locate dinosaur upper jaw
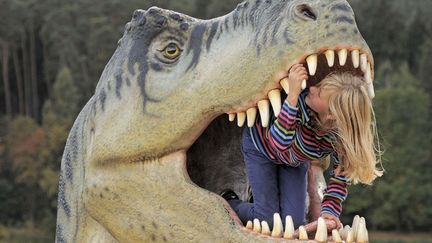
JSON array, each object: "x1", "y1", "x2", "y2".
[{"x1": 183, "y1": 46, "x2": 374, "y2": 241}]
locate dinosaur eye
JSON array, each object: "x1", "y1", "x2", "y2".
[
  {"x1": 163, "y1": 43, "x2": 181, "y2": 59},
  {"x1": 297, "y1": 4, "x2": 317, "y2": 21}
]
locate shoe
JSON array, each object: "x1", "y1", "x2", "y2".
[{"x1": 220, "y1": 189, "x2": 239, "y2": 201}]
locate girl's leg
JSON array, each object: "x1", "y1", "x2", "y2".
[
  {"x1": 228, "y1": 128, "x2": 280, "y2": 228},
  {"x1": 278, "y1": 162, "x2": 309, "y2": 228}
]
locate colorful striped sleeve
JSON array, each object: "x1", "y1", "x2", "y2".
[
  {"x1": 265, "y1": 100, "x2": 299, "y2": 153},
  {"x1": 321, "y1": 153, "x2": 350, "y2": 218}
]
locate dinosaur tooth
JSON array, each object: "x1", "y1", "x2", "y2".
[
  {"x1": 338, "y1": 49, "x2": 348, "y2": 66},
  {"x1": 314, "y1": 217, "x2": 327, "y2": 242},
  {"x1": 246, "y1": 220, "x2": 253, "y2": 230},
  {"x1": 346, "y1": 226, "x2": 355, "y2": 243},
  {"x1": 246, "y1": 107, "x2": 257, "y2": 127},
  {"x1": 253, "y1": 218, "x2": 261, "y2": 233},
  {"x1": 271, "y1": 213, "x2": 283, "y2": 237},
  {"x1": 298, "y1": 225, "x2": 309, "y2": 240},
  {"x1": 261, "y1": 221, "x2": 271, "y2": 236},
  {"x1": 351, "y1": 215, "x2": 360, "y2": 239},
  {"x1": 332, "y1": 229, "x2": 343, "y2": 243},
  {"x1": 268, "y1": 89, "x2": 281, "y2": 117},
  {"x1": 301, "y1": 79, "x2": 307, "y2": 90},
  {"x1": 258, "y1": 100, "x2": 270, "y2": 127},
  {"x1": 280, "y1": 78, "x2": 289, "y2": 94},
  {"x1": 325, "y1": 49, "x2": 335, "y2": 67},
  {"x1": 228, "y1": 113, "x2": 235, "y2": 122},
  {"x1": 237, "y1": 112, "x2": 246, "y2": 127},
  {"x1": 340, "y1": 225, "x2": 351, "y2": 241},
  {"x1": 368, "y1": 82, "x2": 375, "y2": 99},
  {"x1": 352, "y1": 50, "x2": 360, "y2": 68},
  {"x1": 306, "y1": 54, "x2": 318, "y2": 76},
  {"x1": 357, "y1": 217, "x2": 369, "y2": 243},
  {"x1": 360, "y1": 53, "x2": 368, "y2": 72},
  {"x1": 364, "y1": 63, "x2": 375, "y2": 98},
  {"x1": 283, "y1": 215, "x2": 295, "y2": 239}
]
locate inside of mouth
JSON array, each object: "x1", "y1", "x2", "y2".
[{"x1": 185, "y1": 48, "x2": 371, "y2": 239}]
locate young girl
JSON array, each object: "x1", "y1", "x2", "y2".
[{"x1": 222, "y1": 64, "x2": 382, "y2": 229}]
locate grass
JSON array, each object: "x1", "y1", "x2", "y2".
[
  {"x1": 370, "y1": 231, "x2": 432, "y2": 243},
  {"x1": 0, "y1": 226, "x2": 53, "y2": 243}
]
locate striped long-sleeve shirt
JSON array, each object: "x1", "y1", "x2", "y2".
[{"x1": 250, "y1": 91, "x2": 349, "y2": 218}]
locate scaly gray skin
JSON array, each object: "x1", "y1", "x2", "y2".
[{"x1": 56, "y1": 0, "x2": 374, "y2": 242}]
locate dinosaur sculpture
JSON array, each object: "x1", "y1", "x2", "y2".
[{"x1": 55, "y1": 0, "x2": 375, "y2": 242}]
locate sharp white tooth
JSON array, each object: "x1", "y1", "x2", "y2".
[
  {"x1": 357, "y1": 217, "x2": 369, "y2": 243},
  {"x1": 346, "y1": 227, "x2": 355, "y2": 243},
  {"x1": 271, "y1": 213, "x2": 283, "y2": 237},
  {"x1": 314, "y1": 217, "x2": 328, "y2": 242},
  {"x1": 364, "y1": 63, "x2": 375, "y2": 98},
  {"x1": 365, "y1": 63, "x2": 372, "y2": 83},
  {"x1": 325, "y1": 50, "x2": 335, "y2": 67},
  {"x1": 298, "y1": 226, "x2": 309, "y2": 240},
  {"x1": 261, "y1": 221, "x2": 271, "y2": 236},
  {"x1": 338, "y1": 49, "x2": 348, "y2": 66},
  {"x1": 341, "y1": 225, "x2": 351, "y2": 241},
  {"x1": 352, "y1": 50, "x2": 360, "y2": 68},
  {"x1": 360, "y1": 54, "x2": 368, "y2": 72},
  {"x1": 253, "y1": 218, "x2": 261, "y2": 233},
  {"x1": 306, "y1": 54, "x2": 318, "y2": 76},
  {"x1": 351, "y1": 215, "x2": 360, "y2": 239},
  {"x1": 237, "y1": 112, "x2": 246, "y2": 127},
  {"x1": 268, "y1": 89, "x2": 281, "y2": 117},
  {"x1": 280, "y1": 78, "x2": 290, "y2": 94},
  {"x1": 258, "y1": 100, "x2": 270, "y2": 127},
  {"x1": 283, "y1": 215, "x2": 295, "y2": 239},
  {"x1": 228, "y1": 113, "x2": 235, "y2": 122},
  {"x1": 332, "y1": 229, "x2": 343, "y2": 243},
  {"x1": 368, "y1": 82, "x2": 375, "y2": 99},
  {"x1": 301, "y1": 79, "x2": 307, "y2": 90},
  {"x1": 246, "y1": 221, "x2": 253, "y2": 230},
  {"x1": 246, "y1": 107, "x2": 257, "y2": 127}
]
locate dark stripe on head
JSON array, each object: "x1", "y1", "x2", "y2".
[
  {"x1": 233, "y1": 10, "x2": 240, "y2": 29},
  {"x1": 206, "y1": 21, "x2": 219, "y2": 51},
  {"x1": 224, "y1": 17, "x2": 230, "y2": 32},
  {"x1": 284, "y1": 28, "x2": 295, "y2": 45},
  {"x1": 126, "y1": 16, "x2": 166, "y2": 114},
  {"x1": 249, "y1": 0, "x2": 262, "y2": 28},
  {"x1": 271, "y1": 17, "x2": 283, "y2": 45},
  {"x1": 150, "y1": 62, "x2": 163, "y2": 71},
  {"x1": 56, "y1": 224, "x2": 66, "y2": 243},
  {"x1": 99, "y1": 88, "x2": 106, "y2": 111},
  {"x1": 334, "y1": 16, "x2": 355, "y2": 25},
  {"x1": 58, "y1": 174, "x2": 71, "y2": 218},
  {"x1": 115, "y1": 71, "x2": 123, "y2": 98},
  {"x1": 330, "y1": 3, "x2": 352, "y2": 12},
  {"x1": 186, "y1": 23, "x2": 207, "y2": 71}
]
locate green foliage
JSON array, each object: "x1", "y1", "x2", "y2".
[{"x1": 344, "y1": 63, "x2": 432, "y2": 231}]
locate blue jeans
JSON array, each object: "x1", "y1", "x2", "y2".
[{"x1": 228, "y1": 128, "x2": 309, "y2": 228}]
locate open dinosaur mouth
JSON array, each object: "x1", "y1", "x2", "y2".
[{"x1": 186, "y1": 47, "x2": 373, "y2": 241}]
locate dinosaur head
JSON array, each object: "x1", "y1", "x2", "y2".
[{"x1": 84, "y1": 0, "x2": 374, "y2": 241}]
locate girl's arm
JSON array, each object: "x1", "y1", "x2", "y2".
[
  {"x1": 264, "y1": 64, "x2": 308, "y2": 152},
  {"x1": 321, "y1": 153, "x2": 350, "y2": 218}
]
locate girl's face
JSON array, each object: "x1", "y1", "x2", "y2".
[{"x1": 305, "y1": 86, "x2": 333, "y2": 122}]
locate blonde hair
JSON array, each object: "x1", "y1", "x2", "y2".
[{"x1": 316, "y1": 73, "x2": 383, "y2": 185}]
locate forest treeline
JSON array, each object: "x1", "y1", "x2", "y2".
[{"x1": 0, "y1": 0, "x2": 431, "y2": 237}]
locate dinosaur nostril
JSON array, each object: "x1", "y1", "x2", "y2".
[{"x1": 296, "y1": 4, "x2": 317, "y2": 21}]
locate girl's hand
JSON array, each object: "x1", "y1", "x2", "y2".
[
  {"x1": 287, "y1": 64, "x2": 308, "y2": 106},
  {"x1": 321, "y1": 213, "x2": 343, "y2": 229}
]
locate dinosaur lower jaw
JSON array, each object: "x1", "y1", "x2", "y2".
[{"x1": 225, "y1": 47, "x2": 374, "y2": 128}]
